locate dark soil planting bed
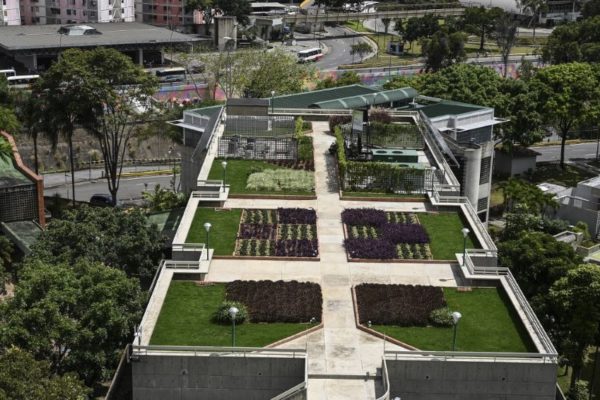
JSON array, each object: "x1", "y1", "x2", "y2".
[
  {"x1": 234, "y1": 208, "x2": 319, "y2": 257},
  {"x1": 226, "y1": 280, "x2": 322, "y2": 323}
]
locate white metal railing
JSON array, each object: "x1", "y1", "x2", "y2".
[
  {"x1": 197, "y1": 179, "x2": 224, "y2": 186},
  {"x1": 172, "y1": 242, "x2": 205, "y2": 251},
  {"x1": 191, "y1": 191, "x2": 222, "y2": 199},
  {"x1": 385, "y1": 350, "x2": 557, "y2": 363},
  {"x1": 504, "y1": 271, "x2": 558, "y2": 355},
  {"x1": 132, "y1": 345, "x2": 306, "y2": 359},
  {"x1": 375, "y1": 358, "x2": 391, "y2": 400},
  {"x1": 163, "y1": 260, "x2": 204, "y2": 270},
  {"x1": 282, "y1": 6, "x2": 464, "y2": 24},
  {"x1": 464, "y1": 249, "x2": 507, "y2": 276}
]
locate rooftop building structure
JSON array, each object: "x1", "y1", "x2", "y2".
[
  {"x1": 109, "y1": 85, "x2": 561, "y2": 400},
  {"x1": 0, "y1": 22, "x2": 201, "y2": 71}
]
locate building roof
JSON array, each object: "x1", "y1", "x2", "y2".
[
  {"x1": 419, "y1": 100, "x2": 486, "y2": 119},
  {"x1": 310, "y1": 87, "x2": 417, "y2": 109},
  {"x1": 271, "y1": 85, "x2": 379, "y2": 109},
  {"x1": 0, "y1": 22, "x2": 201, "y2": 53}
]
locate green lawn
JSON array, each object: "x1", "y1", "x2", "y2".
[
  {"x1": 150, "y1": 282, "x2": 311, "y2": 346},
  {"x1": 186, "y1": 207, "x2": 241, "y2": 255},
  {"x1": 208, "y1": 158, "x2": 314, "y2": 195},
  {"x1": 417, "y1": 213, "x2": 479, "y2": 260},
  {"x1": 372, "y1": 287, "x2": 535, "y2": 352}
]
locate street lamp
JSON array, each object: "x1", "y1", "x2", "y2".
[
  {"x1": 461, "y1": 227, "x2": 470, "y2": 267},
  {"x1": 451, "y1": 311, "x2": 462, "y2": 351},
  {"x1": 271, "y1": 90, "x2": 275, "y2": 114},
  {"x1": 204, "y1": 222, "x2": 212, "y2": 260},
  {"x1": 221, "y1": 160, "x2": 227, "y2": 192},
  {"x1": 229, "y1": 306, "x2": 239, "y2": 347}
]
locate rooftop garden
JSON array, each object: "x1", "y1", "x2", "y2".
[
  {"x1": 186, "y1": 207, "x2": 319, "y2": 258},
  {"x1": 150, "y1": 280, "x2": 321, "y2": 347},
  {"x1": 356, "y1": 284, "x2": 535, "y2": 352},
  {"x1": 342, "y1": 209, "x2": 478, "y2": 261}
]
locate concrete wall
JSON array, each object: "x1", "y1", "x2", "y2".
[
  {"x1": 132, "y1": 354, "x2": 305, "y2": 400},
  {"x1": 494, "y1": 150, "x2": 537, "y2": 177},
  {"x1": 386, "y1": 359, "x2": 557, "y2": 400}
]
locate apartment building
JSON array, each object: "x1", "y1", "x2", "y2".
[
  {"x1": 135, "y1": 0, "x2": 192, "y2": 28},
  {"x1": 18, "y1": 0, "x2": 135, "y2": 25},
  {"x1": 0, "y1": 0, "x2": 20, "y2": 25}
]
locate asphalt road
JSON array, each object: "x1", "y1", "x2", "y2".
[
  {"x1": 45, "y1": 175, "x2": 179, "y2": 204},
  {"x1": 314, "y1": 26, "x2": 370, "y2": 70},
  {"x1": 531, "y1": 142, "x2": 600, "y2": 162}
]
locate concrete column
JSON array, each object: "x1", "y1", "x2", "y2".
[
  {"x1": 32, "y1": 54, "x2": 38, "y2": 72},
  {"x1": 138, "y1": 48, "x2": 144, "y2": 66},
  {"x1": 462, "y1": 145, "x2": 482, "y2": 209},
  {"x1": 160, "y1": 48, "x2": 165, "y2": 65}
]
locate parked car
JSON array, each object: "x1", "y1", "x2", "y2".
[{"x1": 89, "y1": 193, "x2": 116, "y2": 207}]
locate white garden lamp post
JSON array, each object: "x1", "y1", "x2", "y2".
[
  {"x1": 461, "y1": 227, "x2": 470, "y2": 267},
  {"x1": 271, "y1": 90, "x2": 275, "y2": 114},
  {"x1": 204, "y1": 222, "x2": 211, "y2": 260},
  {"x1": 221, "y1": 160, "x2": 227, "y2": 192},
  {"x1": 451, "y1": 311, "x2": 462, "y2": 351},
  {"x1": 229, "y1": 306, "x2": 239, "y2": 347}
]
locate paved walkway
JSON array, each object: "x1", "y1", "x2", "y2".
[{"x1": 207, "y1": 122, "x2": 459, "y2": 399}]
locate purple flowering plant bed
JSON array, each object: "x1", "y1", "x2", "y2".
[
  {"x1": 234, "y1": 208, "x2": 319, "y2": 257},
  {"x1": 343, "y1": 208, "x2": 432, "y2": 260}
]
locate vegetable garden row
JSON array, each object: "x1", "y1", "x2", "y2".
[
  {"x1": 233, "y1": 208, "x2": 319, "y2": 257},
  {"x1": 342, "y1": 208, "x2": 433, "y2": 260}
]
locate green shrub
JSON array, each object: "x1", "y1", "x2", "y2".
[
  {"x1": 246, "y1": 169, "x2": 314, "y2": 192},
  {"x1": 212, "y1": 301, "x2": 248, "y2": 324},
  {"x1": 428, "y1": 307, "x2": 453, "y2": 327},
  {"x1": 298, "y1": 136, "x2": 314, "y2": 162}
]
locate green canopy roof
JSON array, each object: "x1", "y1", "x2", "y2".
[
  {"x1": 271, "y1": 85, "x2": 379, "y2": 109},
  {"x1": 309, "y1": 87, "x2": 418, "y2": 109}
]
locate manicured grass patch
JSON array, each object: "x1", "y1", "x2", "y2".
[
  {"x1": 150, "y1": 282, "x2": 314, "y2": 346},
  {"x1": 208, "y1": 158, "x2": 314, "y2": 195},
  {"x1": 417, "y1": 213, "x2": 478, "y2": 260},
  {"x1": 186, "y1": 208, "x2": 241, "y2": 255},
  {"x1": 528, "y1": 163, "x2": 596, "y2": 187},
  {"x1": 371, "y1": 287, "x2": 535, "y2": 352}
]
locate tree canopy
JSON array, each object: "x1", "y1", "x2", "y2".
[
  {"x1": 28, "y1": 206, "x2": 164, "y2": 279},
  {"x1": 0, "y1": 347, "x2": 89, "y2": 400},
  {"x1": 543, "y1": 17, "x2": 600, "y2": 64},
  {"x1": 530, "y1": 62, "x2": 600, "y2": 168},
  {"x1": 0, "y1": 259, "x2": 145, "y2": 385}
]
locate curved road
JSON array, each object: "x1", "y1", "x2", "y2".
[{"x1": 314, "y1": 26, "x2": 371, "y2": 70}]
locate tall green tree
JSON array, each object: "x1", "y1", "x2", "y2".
[
  {"x1": 28, "y1": 206, "x2": 164, "y2": 279},
  {"x1": 14, "y1": 93, "x2": 45, "y2": 174},
  {"x1": 350, "y1": 42, "x2": 373, "y2": 63},
  {"x1": 494, "y1": 14, "x2": 519, "y2": 78},
  {"x1": 214, "y1": 0, "x2": 251, "y2": 25},
  {"x1": 543, "y1": 21, "x2": 582, "y2": 64},
  {"x1": 531, "y1": 62, "x2": 600, "y2": 168},
  {"x1": 498, "y1": 230, "x2": 581, "y2": 299},
  {"x1": 78, "y1": 48, "x2": 158, "y2": 205},
  {"x1": 421, "y1": 30, "x2": 467, "y2": 72},
  {"x1": 0, "y1": 259, "x2": 145, "y2": 385},
  {"x1": 520, "y1": 0, "x2": 548, "y2": 43},
  {"x1": 463, "y1": 6, "x2": 506, "y2": 51},
  {"x1": 0, "y1": 348, "x2": 89, "y2": 400},
  {"x1": 34, "y1": 51, "x2": 96, "y2": 205},
  {"x1": 549, "y1": 264, "x2": 600, "y2": 386}
]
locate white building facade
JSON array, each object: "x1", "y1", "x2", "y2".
[
  {"x1": 18, "y1": 0, "x2": 135, "y2": 25},
  {"x1": 0, "y1": 0, "x2": 21, "y2": 25}
]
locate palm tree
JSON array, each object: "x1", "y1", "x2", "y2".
[{"x1": 520, "y1": 0, "x2": 548, "y2": 44}]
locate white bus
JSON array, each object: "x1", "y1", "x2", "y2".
[
  {"x1": 0, "y1": 68, "x2": 16, "y2": 78},
  {"x1": 297, "y1": 48, "x2": 323, "y2": 63},
  {"x1": 155, "y1": 67, "x2": 186, "y2": 83},
  {"x1": 7, "y1": 75, "x2": 40, "y2": 88}
]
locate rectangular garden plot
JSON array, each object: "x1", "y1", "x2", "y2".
[
  {"x1": 354, "y1": 284, "x2": 535, "y2": 353},
  {"x1": 150, "y1": 280, "x2": 321, "y2": 347},
  {"x1": 234, "y1": 208, "x2": 319, "y2": 258},
  {"x1": 342, "y1": 208, "x2": 432, "y2": 260}
]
